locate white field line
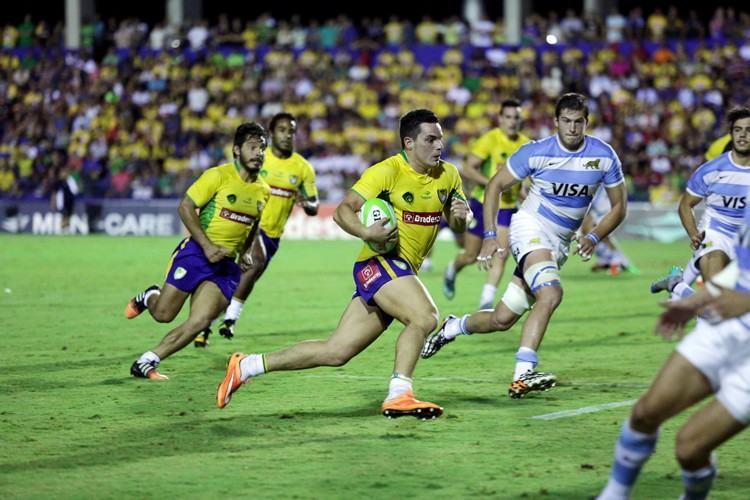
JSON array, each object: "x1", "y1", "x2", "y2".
[
  {"x1": 531, "y1": 399, "x2": 636, "y2": 420},
  {"x1": 302, "y1": 373, "x2": 647, "y2": 389}
]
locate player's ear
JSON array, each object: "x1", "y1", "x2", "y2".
[
  {"x1": 403, "y1": 136, "x2": 414, "y2": 151},
  {"x1": 232, "y1": 144, "x2": 240, "y2": 158}
]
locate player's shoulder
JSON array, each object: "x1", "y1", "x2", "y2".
[
  {"x1": 515, "y1": 135, "x2": 555, "y2": 154},
  {"x1": 584, "y1": 135, "x2": 619, "y2": 158},
  {"x1": 367, "y1": 154, "x2": 402, "y2": 175},
  {"x1": 696, "y1": 152, "x2": 731, "y2": 174},
  {"x1": 291, "y1": 151, "x2": 314, "y2": 169},
  {"x1": 437, "y1": 159, "x2": 461, "y2": 178}
]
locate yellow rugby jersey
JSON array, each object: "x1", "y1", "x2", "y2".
[
  {"x1": 468, "y1": 128, "x2": 529, "y2": 208},
  {"x1": 705, "y1": 133, "x2": 731, "y2": 161},
  {"x1": 352, "y1": 152, "x2": 466, "y2": 271},
  {"x1": 259, "y1": 149, "x2": 318, "y2": 238},
  {"x1": 186, "y1": 161, "x2": 271, "y2": 258}
]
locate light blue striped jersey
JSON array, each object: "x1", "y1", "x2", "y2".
[
  {"x1": 735, "y1": 191, "x2": 750, "y2": 294},
  {"x1": 507, "y1": 134, "x2": 624, "y2": 233},
  {"x1": 686, "y1": 151, "x2": 750, "y2": 237}
]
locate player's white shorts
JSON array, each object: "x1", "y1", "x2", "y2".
[
  {"x1": 677, "y1": 316, "x2": 750, "y2": 424},
  {"x1": 509, "y1": 210, "x2": 572, "y2": 269},
  {"x1": 694, "y1": 227, "x2": 737, "y2": 262}
]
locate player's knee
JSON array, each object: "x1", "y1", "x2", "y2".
[
  {"x1": 323, "y1": 345, "x2": 356, "y2": 367},
  {"x1": 675, "y1": 430, "x2": 709, "y2": 469},
  {"x1": 630, "y1": 397, "x2": 663, "y2": 433},
  {"x1": 150, "y1": 306, "x2": 177, "y2": 323},
  {"x1": 535, "y1": 285, "x2": 563, "y2": 310}
]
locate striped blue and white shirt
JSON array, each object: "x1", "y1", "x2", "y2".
[
  {"x1": 735, "y1": 192, "x2": 750, "y2": 294},
  {"x1": 507, "y1": 134, "x2": 624, "y2": 235},
  {"x1": 686, "y1": 151, "x2": 750, "y2": 238}
]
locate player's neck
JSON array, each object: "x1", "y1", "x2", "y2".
[
  {"x1": 500, "y1": 128, "x2": 518, "y2": 141},
  {"x1": 401, "y1": 149, "x2": 431, "y2": 175},
  {"x1": 730, "y1": 149, "x2": 750, "y2": 166},
  {"x1": 235, "y1": 159, "x2": 259, "y2": 182},
  {"x1": 271, "y1": 145, "x2": 293, "y2": 159}
]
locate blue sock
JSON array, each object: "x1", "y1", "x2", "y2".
[
  {"x1": 681, "y1": 464, "x2": 716, "y2": 500},
  {"x1": 599, "y1": 420, "x2": 658, "y2": 498}
]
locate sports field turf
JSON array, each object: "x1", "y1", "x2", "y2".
[{"x1": 1, "y1": 235, "x2": 748, "y2": 499}]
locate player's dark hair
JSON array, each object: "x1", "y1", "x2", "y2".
[
  {"x1": 500, "y1": 99, "x2": 521, "y2": 112},
  {"x1": 727, "y1": 106, "x2": 750, "y2": 130},
  {"x1": 233, "y1": 122, "x2": 267, "y2": 156},
  {"x1": 555, "y1": 93, "x2": 589, "y2": 120},
  {"x1": 399, "y1": 109, "x2": 439, "y2": 148},
  {"x1": 269, "y1": 112, "x2": 296, "y2": 131}
]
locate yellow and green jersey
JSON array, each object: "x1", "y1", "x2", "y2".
[
  {"x1": 351, "y1": 152, "x2": 466, "y2": 271},
  {"x1": 468, "y1": 128, "x2": 529, "y2": 208},
  {"x1": 705, "y1": 133, "x2": 731, "y2": 161},
  {"x1": 259, "y1": 149, "x2": 318, "y2": 238},
  {"x1": 186, "y1": 161, "x2": 271, "y2": 257}
]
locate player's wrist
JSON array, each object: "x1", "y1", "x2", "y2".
[
  {"x1": 483, "y1": 229, "x2": 497, "y2": 240},
  {"x1": 585, "y1": 232, "x2": 600, "y2": 245}
]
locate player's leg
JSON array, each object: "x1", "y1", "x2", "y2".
[
  {"x1": 479, "y1": 209, "x2": 513, "y2": 309},
  {"x1": 422, "y1": 272, "x2": 527, "y2": 358},
  {"x1": 597, "y1": 352, "x2": 714, "y2": 500},
  {"x1": 674, "y1": 400, "x2": 744, "y2": 499},
  {"x1": 444, "y1": 198, "x2": 483, "y2": 299},
  {"x1": 131, "y1": 281, "x2": 228, "y2": 380},
  {"x1": 373, "y1": 275, "x2": 444, "y2": 418},
  {"x1": 217, "y1": 296, "x2": 388, "y2": 408},
  {"x1": 506, "y1": 248, "x2": 562, "y2": 397}
]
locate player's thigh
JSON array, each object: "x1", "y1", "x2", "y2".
[
  {"x1": 189, "y1": 280, "x2": 230, "y2": 323},
  {"x1": 374, "y1": 275, "x2": 439, "y2": 330},
  {"x1": 326, "y1": 297, "x2": 390, "y2": 355},
  {"x1": 155, "y1": 283, "x2": 190, "y2": 316},
  {"x1": 675, "y1": 398, "x2": 746, "y2": 464},
  {"x1": 698, "y1": 250, "x2": 731, "y2": 280},
  {"x1": 634, "y1": 352, "x2": 713, "y2": 422}
]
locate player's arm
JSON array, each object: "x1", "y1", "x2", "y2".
[
  {"x1": 298, "y1": 191, "x2": 319, "y2": 216},
  {"x1": 178, "y1": 195, "x2": 230, "y2": 263},
  {"x1": 576, "y1": 183, "x2": 627, "y2": 261},
  {"x1": 443, "y1": 192, "x2": 470, "y2": 233},
  {"x1": 477, "y1": 166, "x2": 519, "y2": 270},
  {"x1": 461, "y1": 153, "x2": 490, "y2": 186},
  {"x1": 678, "y1": 192, "x2": 704, "y2": 250},
  {"x1": 238, "y1": 215, "x2": 262, "y2": 271},
  {"x1": 333, "y1": 190, "x2": 396, "y2": 247}
]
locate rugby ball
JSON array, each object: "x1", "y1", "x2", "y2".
[{"x1": 360, "y1": 198, "x2": 398, "y2": 254}]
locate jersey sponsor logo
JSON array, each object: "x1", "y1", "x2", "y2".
[
  {"x1": 584, "y1": 159, "x2": 601, "y2": 169},
  {"x1": 260, "y1": 169, "x2": 268, "y2": 177},
  {"x1": 402, "y1": 192, "x2": 414, "y2": 204},
  {"x1": 402, "y1": 210, "x2": 442, "y2": 226},
  {"x1": 174, "y1": 267, "x2": 187, "y2": 280},
  {"x1": 269, "y1": 185, "x2": 296, "y2": 198},
  {"x1": 219, "y1": 208, "x2": 256, "y2": 225},
  {"x1": 722, "y1": 196, "x2": 746, "y2": 209},
  {"x1": 357, "y1": 261, "x2": 382, "y2": 290},
  {"x1": 551, "y1": 183, "x2": 592, "y2": 196},
  {"x1": 421, "y1": 191, "x2": 432, "y2": 200},
  {"x1": 227, "y1": 194, "x2": 237, "y2": 204},
  {"x1": 289, "y1": 175, "x2": 299, "y2": 185},
  {"x1": 438, "y1": 189, "x2": 448, "y2": 204}
]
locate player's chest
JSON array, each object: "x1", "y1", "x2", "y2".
[
  {"x1": 260, "y1": 164, "x2": 302, "y2": 190},
  {"x1": 216, "y1": 184, "x2": 266, "y2": 217},
  {"x1": 391, "y1": 185, "x2": 449, "y2": 214}
]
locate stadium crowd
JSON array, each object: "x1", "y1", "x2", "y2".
[{"x1": 0, "y1": 6, "x2": 749, "y2": 203}]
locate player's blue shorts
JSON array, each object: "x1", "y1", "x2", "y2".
[
  {"x1": 352, "y1": 255, "x2": 416, "y2": 327},
  {"x1": 165, "y1": 237, "x2": 240, "y2": 302},
  {"x1": 258, "y1": 229, "x2": 281, "y2": 270},
  {"x1": 467, "y1": 198, "x2": 518, "y2": 236}
]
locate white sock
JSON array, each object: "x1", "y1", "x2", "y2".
[
  {"x1": 513, "y1": 347, "x2": 538, "y2": 380},
  {"x1": 144, "y1": 288, "x2": 160, "y2": 308},
  {"x1": 683, "y1": 259, "x2": 700, "y2": 285},
  {"x1": 443, "y1": 314, "x2": 471, "y2": 340},
  {"x1": 239, "y1": 354, "x2": 266, "y2": 382},
  {"x1": 225, "y1": 298, "x2": 245, "y2": 322},
  {"x1": 386, "y1": 373, "x2": 413, "y2": 400},
  {"x1": 479, "y1": 284, "x2": 497, "y2": 308},
  {"x1": 138, "y1": 351, "x2": 160, "y2": 365},
  {"x1": 673, "y1": 282, "x2": 695, "y2": 299},
  {"x1": 445, "y1": 260, "x2": 456, "y2": 280}
]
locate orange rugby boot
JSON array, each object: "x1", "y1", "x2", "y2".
[{"x1": 381, "y1": 390, "x2": 443, "y2": 420}]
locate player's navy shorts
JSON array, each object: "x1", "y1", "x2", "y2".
[
  {"x1": 165, "y1": 238, "x2": 240, "y2": 302},
  {"x1": 258, "y1": 229, "x2": 281, "y2": 270},
  {"x1": 468, "y1": 198, "x2": 517, "y2": 236},
  {"x1": 352, "y1": 255, "x2": 416, "y2": 327}
]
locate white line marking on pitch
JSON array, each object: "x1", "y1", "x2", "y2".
[
  {"x1": 303, "y1": 373, "x2": 647, "y2": 388},
  {"x1": 531, "y1": 400, "x2": 636, "y2": 420}
]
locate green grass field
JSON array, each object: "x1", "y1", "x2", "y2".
[{"x1": 1, "y1": 235, "x2": 748, "y2": 499}]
